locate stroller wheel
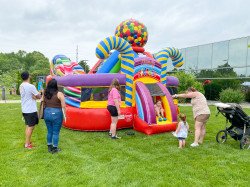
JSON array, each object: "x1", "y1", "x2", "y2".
[
  {"x1": 240, "y1": 135, "x2": 250, "y2": 149},
  {"x1": 216, "y1": 130, "x2": 227, "y2": 143}
]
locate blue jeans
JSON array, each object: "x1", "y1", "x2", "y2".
[{"x1": 44, "y1": 107, "x2": 63, "y2": 147}]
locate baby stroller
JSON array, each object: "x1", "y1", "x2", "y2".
[{"x1": 214, "y1": 103, "x2": 250, "y2": 149}]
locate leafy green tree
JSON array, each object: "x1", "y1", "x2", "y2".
[
  {"x1": 0, "y1": 50, "x2": 50, "y2": 93},
  {"x1": 172, "y1": 71, "x2": 204, "y2": 94},
  {"x1": 196, "y1": 63, "x2": 242, "y2": 100},
  {"x1": 0, "y1": 70, "x2": 17, "y2": 88}
]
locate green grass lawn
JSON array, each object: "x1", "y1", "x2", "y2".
[
  {"x1": 0, "y1": 93, "x2": 20, "y2": 100},
  {"x1": 0, "y1": 104, "x2": 249, "y2": 186}
]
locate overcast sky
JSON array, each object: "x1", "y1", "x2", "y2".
[{"x1": 0, "y1": 0, "x2": 250, "y2": 67}]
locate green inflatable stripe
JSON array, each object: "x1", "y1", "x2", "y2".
[
  {"x1": 92, "y1": 59, "x2": 121, "y2": 94},
  {"x1": 110, "y1": 58, "x2": 121, "y2": 73},
  {"x1": 64, "y1": 88, "x2": 81, "y2": 98}
]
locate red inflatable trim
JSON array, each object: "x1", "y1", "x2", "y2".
[
  {"x1": 143, "y1": 51, "x2": 154, "y2": 58},
  {"x1": 63, "y1": 105, "x2": 135, "y2": 131},
  {"x1": 133, "y1": 116, "x2": 177, "y2": 135},
  {"x1": 132, "y1": 46, "x2": 145, "y2": 53}
]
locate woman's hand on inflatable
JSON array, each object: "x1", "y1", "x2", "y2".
[{"x1": 172, "y1": 94, "x2": 178, "y2": 98}]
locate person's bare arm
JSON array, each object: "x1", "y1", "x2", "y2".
[
  {"x1": 114, "y1": 99, "x2": 121, "y2": 115},
  {"x1": 57, "y1": 92, "x2": 66, "y2": 120},
  {"x1": 33, "y1": 94, "x2": 42, "y2": 100},
  {"x1": 175, "y1": 122, "x2": 181, "y2": 134},
  {"x1": 173, "y1": 92, "x2": 196, "y2": 99},
  {"x1": 32, "y1": 86, "x2": 42, "y2": 100}
]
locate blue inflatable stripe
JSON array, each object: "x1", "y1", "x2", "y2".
[
  {"x1": 162, "y1": 66, "x2": 167, "y2": 71},
  {"x1": 96, "y1": 48, "x2": 104, "y2": 59},
  {"x1": 156, "y1": 53, "x2": 169, "y2": 59},
  {"x1": 113, "y1": 37, "x2": 117, "y2": 47},
  {"x1": 125, "y1": 93, "x2": 132, "y2": 99},
  {"x1": 120, "y1": 68, "x2": 133, "y2": 77},
  {"x1": 169, "y1": 48, "x2": 174, "y2": 56},
  {"x1": 100, "y1": 41, "x2": 110, "y2": 55},
  {"x1": 119, "y1": 40, "x2": 127, "y2": 50},
  {"x1": 117, "y1": 38, "x2": 122, "y2": 48},
  {"x1": 136, "y1": 92, "x2": 144, "y2": 120},
  {"x1": 65, "y1": 98, "x2": 80, "y2": 108},
  {"x1": 126, "y1": 78, "x2": 133, "y2": 84},
  {"x1": 106, "y1": 37, "x2": 113, "y2": 49},
  {"x1": 122, "y1": 44, "x2": 132, "y2": 52},
  {"x1": 172, "y1": 58, "x2": 184, "y2": 66},
  {"x1": 126, "y1": 86, "x2": 133, "y2": 92},
  {"x1": 173, "y1": 52, "x2": 181, "y2": 60},
  {"x1": 122, "y1": 55, "x2": 134, "y2": 61},
  {"x1": 121, "y1": 60, "x2": 134, "y2": 70},
  {"x1": 97, "y1": 51, "x2": 119, "y2": 73},
  {"x1": 125, "y1": 101, "x2": 132, "y2": 106}
]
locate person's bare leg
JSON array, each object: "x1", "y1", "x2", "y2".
[
  {"x1": 194, "y1": 121, "x2": 203, "y2": 144},
  {"x1": 178, "y1": 140, "x2": 182, "y2": 148},
  {"x1": 25, "y1": 126, "x2": 34, "y2": 145},
  {"x1": 110, "y1": 117, "x2": 118, "y2": 137},
  {"x1": 156, "y1": 108, "x2": 160, "y2": 117},
  {"x1": 183, "y1": 140, "x2": 186, "y2": 148},
  {"x1": 160, "y1": 109, "x2": 164, "y2": 117},
  {"x1": 199, "y1": 123, "x2": 206, "y2": 144}
]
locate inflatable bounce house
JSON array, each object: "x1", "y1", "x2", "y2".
[{"x1": 48, "y1": 19, "x2": 184, "y2": 135}]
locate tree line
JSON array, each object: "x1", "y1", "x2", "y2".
[
  {"x1": 0, "y1": 50, "x2": 91, "y2": 95},
  {"x1": 0, "y1": 50, "x2": 50, "y2": 93}
]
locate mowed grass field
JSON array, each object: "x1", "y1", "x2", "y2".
[{"x1": 0, "y1": 103, "x2": 249, "y2": 186}]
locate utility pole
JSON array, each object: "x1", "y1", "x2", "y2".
[{"x1": 76, "y1": 45, "x2": 79, "y2": 63}]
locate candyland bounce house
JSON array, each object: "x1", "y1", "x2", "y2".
[{"x1": 49, "y1": 19, "x2": 184, "y2": 135}]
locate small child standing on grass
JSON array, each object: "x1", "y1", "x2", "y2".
[{"x1": 174, "y1": 113, "x2": 189, "y2": 149}]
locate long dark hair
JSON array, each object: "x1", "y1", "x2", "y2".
[{"x1": 44, "y1": 79, "x2": 58, "y2": 100}]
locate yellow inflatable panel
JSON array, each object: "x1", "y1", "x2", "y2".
[
  {"x1": 132, "y1": 77, "x2": 158, "y2": 106},
  {"x1": 161, "y1": 95, "x2": 172, "y2": 122},
  {"x1": 80, "y1": 101, "x2": 127, "y2": 108}
]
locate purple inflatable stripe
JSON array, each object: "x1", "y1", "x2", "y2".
[
  {"x1": 55, "y1": 73, "x2": 126, "y2": 87},
  {"x1": 136, "y1": 81, "x2": 156, "y2": 124},
  {"x1": 166, "y1": 76, "x2": 179, "y2": 86},
  {"x1": 134, "y1": 57, "x2": 161, "y2": 68},
  {"x1": 157, "y1": 82, "x2": 177, "y2": 122}
]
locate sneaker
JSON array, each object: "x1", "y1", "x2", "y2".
[
  {"x1": 158, "y1": 118, "x2": 162, "y2": 122},
  {"x1": 111, "y1": 135, "x2": 121, "y2": 139},
  {"x1": 48, "y1": 145, "x2": 53, "y2": 153},
  {"x1": 52, "y1": 147, "x2": 61, "y2": 154},
  {"x1": 108, "y1": 132, "x2": 112, "y2": 136},
  {"x1": 190, "y1": 142, "x2": 199, "y2": 147},
  {"x1": 24, "y1": 143, "x2": 33, "y2": 149},
  {"x1": 163, "y1": 118, "x2": 167, "y2": 121}
]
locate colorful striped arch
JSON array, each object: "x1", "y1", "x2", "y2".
[
  {"x1": 154, "y1": 47, "x2": 184, "y2": 85},
  {"x1": 95, "y1": 36, "x2": 134, "y2": 106}
]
